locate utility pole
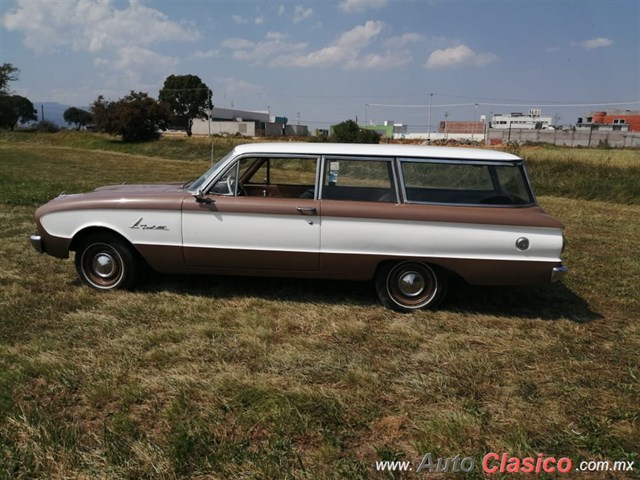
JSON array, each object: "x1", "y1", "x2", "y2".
[
  {"x1": 472, "y1": 103, "x2": 478, "y2": 141},
  {"x1": 208, "y1": 89, "x2": 212, "y2": 136},
  {"x1": 428, "y1": 92, "x2": 433, "y2": 141},
  {"x1": 444, "y1": 112, "x2": 449, "y2": 139}
]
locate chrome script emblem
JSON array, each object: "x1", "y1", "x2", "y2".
[{"x1": 129, "y1": 217, "x2": 169, "y2": 231}]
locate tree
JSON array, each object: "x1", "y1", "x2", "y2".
[
  {"x1": 0, "y1": 95, "x2": 37, "y2": 130},
  {"x1": 0, "y1": 64, "x2": 38, "y2": 130},
  {"x1": 91, "y1": 92, "x2": 170, "y2": 142},
  {"x1": 63, "y1": 107, "x2": 93, "y2": 130},
  {"x1": 331, "y1": 119, "x2": 381, "y2": 144},
  {"x1": 159, "y1": 74, "x2": 212, "y2": 137},
  {"x1": 0, "y1": 63, "x2": 19, "y2": 94}
]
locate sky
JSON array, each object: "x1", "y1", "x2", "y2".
[{"x1": 1, "y1": 0, "x2": 639, "y2": 132}]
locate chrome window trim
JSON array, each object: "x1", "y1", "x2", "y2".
[
  {"x1": 318, "y1": 155, "x2": 398, "y2": 202},
  {"x1": 403, "y1": 200, "x2": 536, "y2": 208},
  {"x1": 398, "y1": 157, "x2": 536, "y2": 207},
  {"x1": 399, "y1": 157, "x2": 523, "y2": 166},
  {"x1": 203, "y1": 153, "x2": 321, "y2": 197}
]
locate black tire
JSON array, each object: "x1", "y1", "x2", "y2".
[
  {"x1": 375, "y1": 261, "x2": 447, "y2": 312},
  {"x1": 74, "y1": 234, "x2": 139, "y2": 290}
]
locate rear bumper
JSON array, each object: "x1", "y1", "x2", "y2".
[
  {"x1": 551, "y1": 264, "x2": 568, "y2": 282},
  {"x1": 30, "y1": 234, "x2": 44, "y2": 253}
]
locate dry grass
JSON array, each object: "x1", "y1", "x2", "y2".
[{"x1": 0, "y1": 139, "x2": 638, "y2": 478}]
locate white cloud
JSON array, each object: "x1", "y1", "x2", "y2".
[
  {"x1": 338, "y1": 0, "x2": 388, "y2": 13},
  {"x1": 222, "y1": 38, "x2": 256, "y2": 50},
  {"x1": 293, "y1": 5, "x2": 314, "y2": 23},
  {"x1": 338, "y1": 20, "x2": 384, "y2": 49},
  {"x1": 384, "y1": 33, "x2": 424, "y2": 49},
  {"x1": 232, "y1": 15, "x2": 248, "y2": 24},
  {"x1": 425, "y1": 44, "x2": 498, "y2": 68},
  {"x1": 189, "y1": 50, "x2": 221, "y2": 60},
  {"x1": 346, "y1": 51, "x2": 412, "y2": 70},
  {"x1": 2, "y1": 0, "x2": 199, "y2": 90},
  {"x1": 273, "y1": 20, "x2": 384, "y2": 68},
  {"x1": 266, "y1": 32, "x2": 289, "y2": 41},
  {"x1": 254, "y1": 16, "x2": 265, "y2": 25},
  {"x1": 215, "y1": 77, "x2": 262, "y2": 97},
  {"x1": 223, "y1": 20, "x2": 409, "y2": 71},
  {"x1": 222, "y1": 33, "x2": 307, "y2": 65},
  {"x1": 2, "y1": 0, "x2": 200, "y2": 53},
  {"x1": 94, "y1": 46, "x2": 178, "y2": 85},
  {"x1": 572, "y1": 37, "x2": 614, "y2": 49}
]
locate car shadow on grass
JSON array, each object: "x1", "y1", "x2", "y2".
[
  {"x1": 444, "y1": 279, "x2": 602, "y2": 323},
  {"x1": 140, "y1": 273, "x2": 378, "y2": 307},
  {"x1": 134, "y1": 273, "x2": 602, "y2": 323}
]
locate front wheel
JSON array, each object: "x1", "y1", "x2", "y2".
[
  {"x1": 75, "y1": 234, "x2": 139, "y2": 290},
  {"x1": 375, "y1": 261, "x2": 447, "y2": 312}
]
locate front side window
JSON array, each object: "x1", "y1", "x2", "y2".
[
  {"x1": 322, "y1": 158, "x2": 396, "y2": 202},
  {"x1": 401, "y1": 159, "x2": 534, "y2": 206},
  {"x1": 209, "y1": 156, "x2": 318, "y2": 198}
]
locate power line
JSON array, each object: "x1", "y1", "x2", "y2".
[{"x1": 367, "y1": 100, "x2": 640, "y2": 108}]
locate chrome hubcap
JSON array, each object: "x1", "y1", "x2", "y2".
[
  {"x1": 398, "y1": 271, "x2": 425, "y2": 297},
  {"x1": 93, "y1": 253, "x2": 116, "y2": 278}
]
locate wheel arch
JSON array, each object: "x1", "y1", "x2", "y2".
[
  {"x1": 70, "y1": 226, "x2": 143, "y2": 262},
  {"x1": 374, "y1": 258, "x2": 456, "y2": 281}
]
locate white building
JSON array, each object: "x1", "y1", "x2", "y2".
[
  {"x1": 491, "y1": 109, "x2": 553, "y2": 130},
  {"x1": 190, "y1": 107, "x2": 308, "y2": 137}
]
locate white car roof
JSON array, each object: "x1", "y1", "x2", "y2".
[{"x1": 231, "y1": 142, "x2": 522, "y2": 162}]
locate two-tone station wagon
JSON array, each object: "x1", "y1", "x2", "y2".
[{"x1": 30, "y1": 142, "x2": 567, "y2": 311}]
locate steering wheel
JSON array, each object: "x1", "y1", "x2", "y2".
[
  {"x1": 226, "y1": 175, "x2": 236, "y2": 195},
  {"x1": 226, "y1": 175, "x2": 245, "y2": 196}
]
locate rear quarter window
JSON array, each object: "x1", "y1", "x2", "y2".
[{"x1": 400, "y1": 159, "x2": 534, "y2": 206}]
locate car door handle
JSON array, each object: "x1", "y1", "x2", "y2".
[{"x1": 297, "y1": 207, "x2": 317, "y2": 215}]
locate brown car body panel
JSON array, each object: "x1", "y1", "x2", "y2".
[{"x1": 36, "y1": 189, "x2": 563, "y2": 283}]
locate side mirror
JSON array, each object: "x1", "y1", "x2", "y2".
[{"x1": 194, "y1": 189, "x2": 214, "y2": 204}]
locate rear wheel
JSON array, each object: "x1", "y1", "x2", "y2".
[
  {"x1": 375, "y1": 261, "x2": 447, "y2": 312},
  {"x1": 75, "y1": 234, "x2": 139, "y2": 290}
]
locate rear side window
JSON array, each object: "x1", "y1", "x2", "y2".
[
  {"x1": 401, "y1": 159, "x2": 534, "y2": 206},
  {"x1": 322, "y1": 158, "x2": 396, "y2": 202}
]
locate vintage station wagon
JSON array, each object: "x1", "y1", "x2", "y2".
[{"x1": 30, "y1": 142, "x2": 567, "y2": 311}]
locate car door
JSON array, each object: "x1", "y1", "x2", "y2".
[
  {"x1": 181, "y1": 155, "x2": 321, "y2": 273},
  {"x1": 318, "y1": 156, "x2": 400, "y2": 279}
]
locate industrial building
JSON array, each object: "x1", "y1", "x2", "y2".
[
  {"x1": 190, "y1": 107, "x2": 308, "y2": 137},
  {"x1": 438, "y1": 120, "x2": 485, "y2": 135},
  {"x1": 361, "y1": 120, "x2": 408, "y2": 138},
  {"x1": 576, "y1": 110, "x2": 640, "y2": 132},
  {"x1": 490, "y1": 109, "x2": 553, "y2": 130}
]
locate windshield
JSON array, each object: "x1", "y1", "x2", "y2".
[{"x1": 184, "y1": 150, "x2": 236, "y2": 193}]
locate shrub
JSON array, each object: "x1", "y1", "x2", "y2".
[
  {"x1": 91, "y1": 92, "x2": 169, "y2": 143},
  {"x1": 32, "y1": 120, "x2": 60, "y2": 133}
]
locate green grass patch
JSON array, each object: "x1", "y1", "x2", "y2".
[
  {"x1": 0, "y1": 130, "x2": 247, "y2": 162},
  {"x1": 519, "y1": 145, "x2": 640, "y2": 205}
]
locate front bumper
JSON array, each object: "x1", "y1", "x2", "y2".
[
  {"x1": 551, "y1": 264, "x2": 568, "y2": 282},
  {"x1": 30, "y1": 234, "x2": 44, "y2": 253}
]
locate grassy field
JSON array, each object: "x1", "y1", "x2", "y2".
[{"x1": 0, "y1": 132, "x2": 638, "y2": 479}]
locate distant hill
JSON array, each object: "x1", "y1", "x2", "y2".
[{"x1": 33, "y1": 102, "x2": 90, "y2": 127}]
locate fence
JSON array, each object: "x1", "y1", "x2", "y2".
[{"x1": 396, "y1": 130, "x2": 640, "y2": 148}]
